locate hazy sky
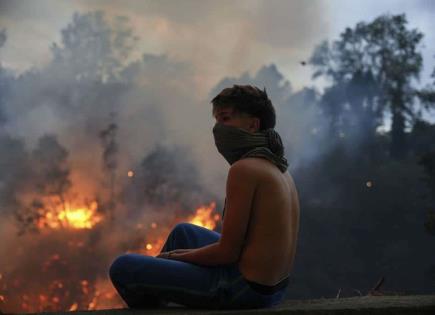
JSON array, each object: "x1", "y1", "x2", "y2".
[{"x1": 0, "y1": 0, "x2": 434, "y2": 96}]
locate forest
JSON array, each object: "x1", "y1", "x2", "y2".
[
  {"x1": 0, "y1": 10, "x2": 435, "y2": 312},
  {"x1": 212, "y1": 13, "x2": 435, "y2": 297}
]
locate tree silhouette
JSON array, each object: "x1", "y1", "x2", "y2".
[
  {"x1": 50, "y1": 11, "x2": 138, "y2": 82},
  {"x1": 310, "y1": 14, "x2": 424, "y2": 159},
  {"x1": 99, "y1": 112, "x2": 118, "y2": 221}
]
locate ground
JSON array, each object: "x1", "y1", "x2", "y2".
[{"x1": 22, "y1": 295, "x2": 435, "y2": 315}]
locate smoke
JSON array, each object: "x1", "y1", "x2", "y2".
[
  {"x1": 0, "y1": 4, "x2": 336, "y2": 313},
  {"x1": 209, "y1": 63, "x2": 332, "y2": 170},
  {"x1": 0, "y1": 29, "x2": 6, "y2": 49},
  {"x1": 0, "y1": 0, "x2": 329, "y2": 94},
  {"x1": 0, "y1": 11, "x2": 224, "y2": 312}
]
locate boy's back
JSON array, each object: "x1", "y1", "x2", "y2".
[{"x1": 235, "y1": 157, "x2": 300, "y2": 286}]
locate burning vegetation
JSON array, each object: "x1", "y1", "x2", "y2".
[
  {"x1": 0, "y1": 192, "x2": 220, "y2": 312},
  {"x1": 36, "y1": 200, "x2": 102, "y2": 230},
  {"x1": 0, "y1": 118, "x2": 222, "y2": 313},
  {"x1": 1, "y1": 7, "x2": 435, "y2": 313}
]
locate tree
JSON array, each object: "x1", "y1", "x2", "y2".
[
  {"x1": 416, "y1": 54, "x2": 435, "y2": 114},
  {"x1": 31, "y1": 134, "x2": 72, "y2": 212},
  {"x1": 50, "y1": 11, "x2": 138, "y2": 82},
  {"x1": 310, "y1": 14, "x2": 424, "y2": 159},
  {"x1": 99, "y1": 112, "x2": 118, "y2": 220},
  {"x1": 209, "y1": 64, "x2": 292, "y2": 113},
  {"x1": 11, "y1": 134, "x2": 72, "y2": 233},
  {"x1": 419, "y1": 150, "x2": 435, "y2": 236},
  {"x1": 122, "y1": 145, "x2": 206, "y2": 213}
]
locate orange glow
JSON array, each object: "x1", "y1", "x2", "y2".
[
  {"x1": 37, "y1": 201, "x2": 102, "y2": 229},
  {"x1": 139, "y1": 201, "x2": 220, "y2": 257},
  {"x1": 4, "y1": 199, "x2": 221, "y2": 312},
  {"x1": 69, "y1": 303, "x2": 78, "y2": 311},
  {"x1": 141, "y1": 238, "x2": 165, "y2": 257},
  {"x1": 189, "y1": 202, "x2": 220, "y2": 230},
  {"x1": 127, "y1": 170, "x2": 134, "y2": 177}
]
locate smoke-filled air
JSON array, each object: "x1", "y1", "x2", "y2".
[{"x1": 0, "y1": 0, "x2": 435, "y2": 313}]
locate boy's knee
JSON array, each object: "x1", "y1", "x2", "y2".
[
  {"x1": 109, "y1": 254, "x2": 133, "y2": 281},
  {"x1": 171, "y1": 222, "x2": 192, "y2": 236}
]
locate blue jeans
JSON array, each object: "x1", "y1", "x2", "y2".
[{"x1": 109, "y1": 222, "x2": 287, "y2": 309}]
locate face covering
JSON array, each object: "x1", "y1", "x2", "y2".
[{"x1": 212, "y1": 122, "x2": 288, "y2": 173}]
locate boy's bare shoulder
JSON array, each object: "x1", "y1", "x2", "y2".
[
  {"x1": 232, "y1": 157, "x2": 265, "y2": 168},
  {"x1": 231, "y1": 157, "x2": 279, "y2": 176}
]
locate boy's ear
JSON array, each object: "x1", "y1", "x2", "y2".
[{"x1": 250, "y1": 117, "x2": 260, "y2": 132}]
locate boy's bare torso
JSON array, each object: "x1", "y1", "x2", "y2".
[{"x1": 235, "y1": 158, "x2": 300, "y2": 286}]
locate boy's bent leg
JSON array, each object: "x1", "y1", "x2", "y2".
[
  {"x1": 109, "y1": 253, "x2": 227, "y2": 309},
  {"x1": 160, "y1": 222, "x2": 221, "y2": 253}
]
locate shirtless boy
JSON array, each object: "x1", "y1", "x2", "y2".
[{"x1": 109, "y1": 84, "x2": 300, "y2": 309}]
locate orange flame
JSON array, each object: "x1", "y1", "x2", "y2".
[
  {"x1": 141, "y1": 201, "x2": 220, "y2": 257},
  {"x1": 3, "y1": 200, "x2": 221, "y2": 312},
  {"x1": 37, "y1": 201, "x2": 102, "y2": 229},
  {"x1": 69, "y1": 303, "x2": 78, "y2": 311},
  {"x1": 189, "y1": 201, "x2": 220, "y2": 230}
]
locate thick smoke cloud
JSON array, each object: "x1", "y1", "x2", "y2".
[
  {"x1": 0, "y1": 0, "x2": 329, "y2": 94},
  {"x1": 1, "y1": 2, "x2": 434, "y2": 313},
  {"x1": 0, "y1": 11, "x2": 227, "y2": 312},
  {"x1": 0, "y1": 7, "x2": 329, "y2": 310}
]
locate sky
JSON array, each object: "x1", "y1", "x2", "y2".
[{"x1": 0, "y1": 0, "x2": 434, "y2": 98}]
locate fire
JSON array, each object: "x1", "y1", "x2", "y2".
[
  {"x1": 69, "y1": 303, "x2": 78, "y2": 311},
  {"x1": 189, "y1": 201, "x2": 220, "y2": 230},
  {"x1": 37, "y1": 201, "x2": 102, "y2": 229},
  {"x1": 141, "y1": 201, "x2": 220, "y2": 257},
  {"x1": 3, "y1": 200, "x2": 221, "y2": 313}
]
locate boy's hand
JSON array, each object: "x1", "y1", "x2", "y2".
[{"x1": 156, "y1": 248, "x2": 193, "y2": 259}]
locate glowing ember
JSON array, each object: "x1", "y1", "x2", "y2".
[
  {"x1": 127, "y1": 170, "x2": 134, "y2": 177},
  {"x1": 37, "y1": 201, "x2": 102, "y2": 229},
  {"x1": 141, "y1": 239, "x2": 165, "y2": 256},
  {"x1": 69, "y1": 303, "x2": 78, "y2": 311},
  {"x1": 189, "y1": 202, "x2": 220, "y2": 230}
]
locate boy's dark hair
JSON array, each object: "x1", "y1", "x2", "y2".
[{"x1": 211, "y1": 84, "x2": 276, "y2": 130}]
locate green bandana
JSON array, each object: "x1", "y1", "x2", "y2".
[
  {"x1": 214, "y1": 123, "x2": 289, "y2": 222},
  {"x1": 212, "y1": 122, "x2": 288, "y2": 173}
]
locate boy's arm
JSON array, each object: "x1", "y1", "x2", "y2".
[
  {"x1": 161, "y1": 242, "x2": 233, "y2": 266},
  {"x1": 162, "y1": 160, "x2": 257, "y2": 266}
]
